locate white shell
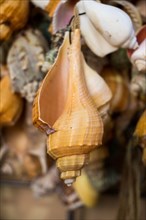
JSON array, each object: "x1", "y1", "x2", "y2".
[
  {"x1": 31, "y1": 0, "x2": 50, "y2": 9},
  {"x1": 130, "y1": 39, "x2": 146, "y2": 72},
  {"x1": 82, "y1": 54, "x2": 112, "y2": 115},
  {"x1": 76, "y1": 1, "x2": 138, "y2": 57}
]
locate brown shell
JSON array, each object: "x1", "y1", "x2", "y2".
[
  {"x1": 134, "y1": 110, "x2": 146, "y2": 138},
  {"x1": 48, "y1": 29, "x2": 103, "y2": 183},
  {"x1": 0, "y1": 0, "x2": 29, "y2": 41},
  {"x1": 0, "y1": 75, "x2": 23, "y2": 126},
  {"x1": 101, "y1": 67, "x2": 130, "y2": 113}
]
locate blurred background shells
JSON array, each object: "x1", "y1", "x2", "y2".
[
  {"x1": 0, "y1": 71, "x2": 23, "y2": 127},
  {"x1": 7, "y1": 28, "x2": 48, "y2": 102},
  {"x1": 0, "y1": 1, "x2": 146, "y2": 219},
  {"x1": 0, "y1": 0, "x2": 29, "y2": 41}
]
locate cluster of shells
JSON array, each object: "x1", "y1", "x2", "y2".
[{"x1": 0, "y1": 0, "x2": 146, "y2": 209}]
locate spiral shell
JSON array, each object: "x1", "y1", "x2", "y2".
[{"x1": 48, "y1": 29, "x2": 103, "y2": 185}]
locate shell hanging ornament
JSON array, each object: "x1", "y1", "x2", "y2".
[
  {"x1": 48, "y1": 29, "x2": 103, "y2": 186},
  {"x1": 33, "y1": 29, "x2": 103, "y2": 186}
]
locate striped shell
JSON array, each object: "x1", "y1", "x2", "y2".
[{"x1": 48, "y1": 29, "x2": 103, "y2": 185}]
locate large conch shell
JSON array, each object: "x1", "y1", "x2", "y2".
[
  {"x1": 48, "y1": 29, "x2": 103, "y2": 185},
  {"x1": 128, "y1": 25, "x2": 146, "y2": 72},
  {"x1": 0, "y1": 75, "x2": 23, "y2": 127},
  {"x1": 75, "y1": 1, "x2": 138, "y2": 57},
  {"x1": 0, "y1": 0, "x2": 29, "y2": 41}
]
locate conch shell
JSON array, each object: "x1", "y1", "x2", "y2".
[
  {"x1": 128, "y1": 25, "x2": 146, "y2": 72},
  {"x1": 75, "y1": 1, "x2": 138, "y2": 57},
  {"x1": 48, "y1": 29, "x2": 103, "y2": 185},
  {"x1": 0, "y1": 0, "x2": 29, "y2": 41},
  {"x1": 0, "y1": 75, "x2": 23, "y2": 126}
]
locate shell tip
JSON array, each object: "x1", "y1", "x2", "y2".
[{"x1": 64, "y1": 178, "x2": 75, "y2": 187}]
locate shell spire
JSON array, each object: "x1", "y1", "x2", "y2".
[{"x1": 48, "y1": 29, "x2": 103, "y2": 185}]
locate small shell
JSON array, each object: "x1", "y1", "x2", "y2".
[
  {"x1": 0, "y1": 75, "x2": 23, "y2": 127},
  {"x1": 0, "y1": 0, "x2": 29, "y2": 41},
  {"x1": 76, "y1": 1, "x2": 138, "y2": 57},
  {"x1": 52, "y1": 0, "x2": 78, "y2": 33},
  {"x1": 48, "y1": 29, "x2": 103, "y2": 184}
]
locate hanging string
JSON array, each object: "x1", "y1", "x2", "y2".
[{"x1": 67, "y1": 12, "x2": 86, "y2": 45}]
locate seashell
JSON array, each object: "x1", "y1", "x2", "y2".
[
  {"x1": 52, "y1": 0, "x2": 78, "y2": 33},
  {"x1": 110, "y1": 0, "x2": 142, "y2": 31},
  {"x1": 0, "y1": 75, "x2": 23, "y2": 127},
  {"x1": 7, "y1": 28, "x2": 48, "y2": 103},
  {"x1": 48, "y1": 29, "x2": 103, "y2": 185},
  {"x1": 75, "y1": 1, "x2": 138, "y2": 57},
  {"x1": 31, "y1": 0, "x2": 50, "y2": 10},
  {"x1": 82, "y1": 54, "x2": 112, "y2": 117},
  {"x1": 101, "y1": 67, "x2": 130, "y2": 113},
  {"x1": 0, "y1": 0, "x2": 29, "y2": 41},
  {"x1": 33, "y1": 31, "x2": 70, "y2": 134},
  {"x1": 134, "y1": 110, "x2": 146, "y2": 139},
  {"x1": 127, "y1": 25, "x2": 146, "y2": 72}
]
